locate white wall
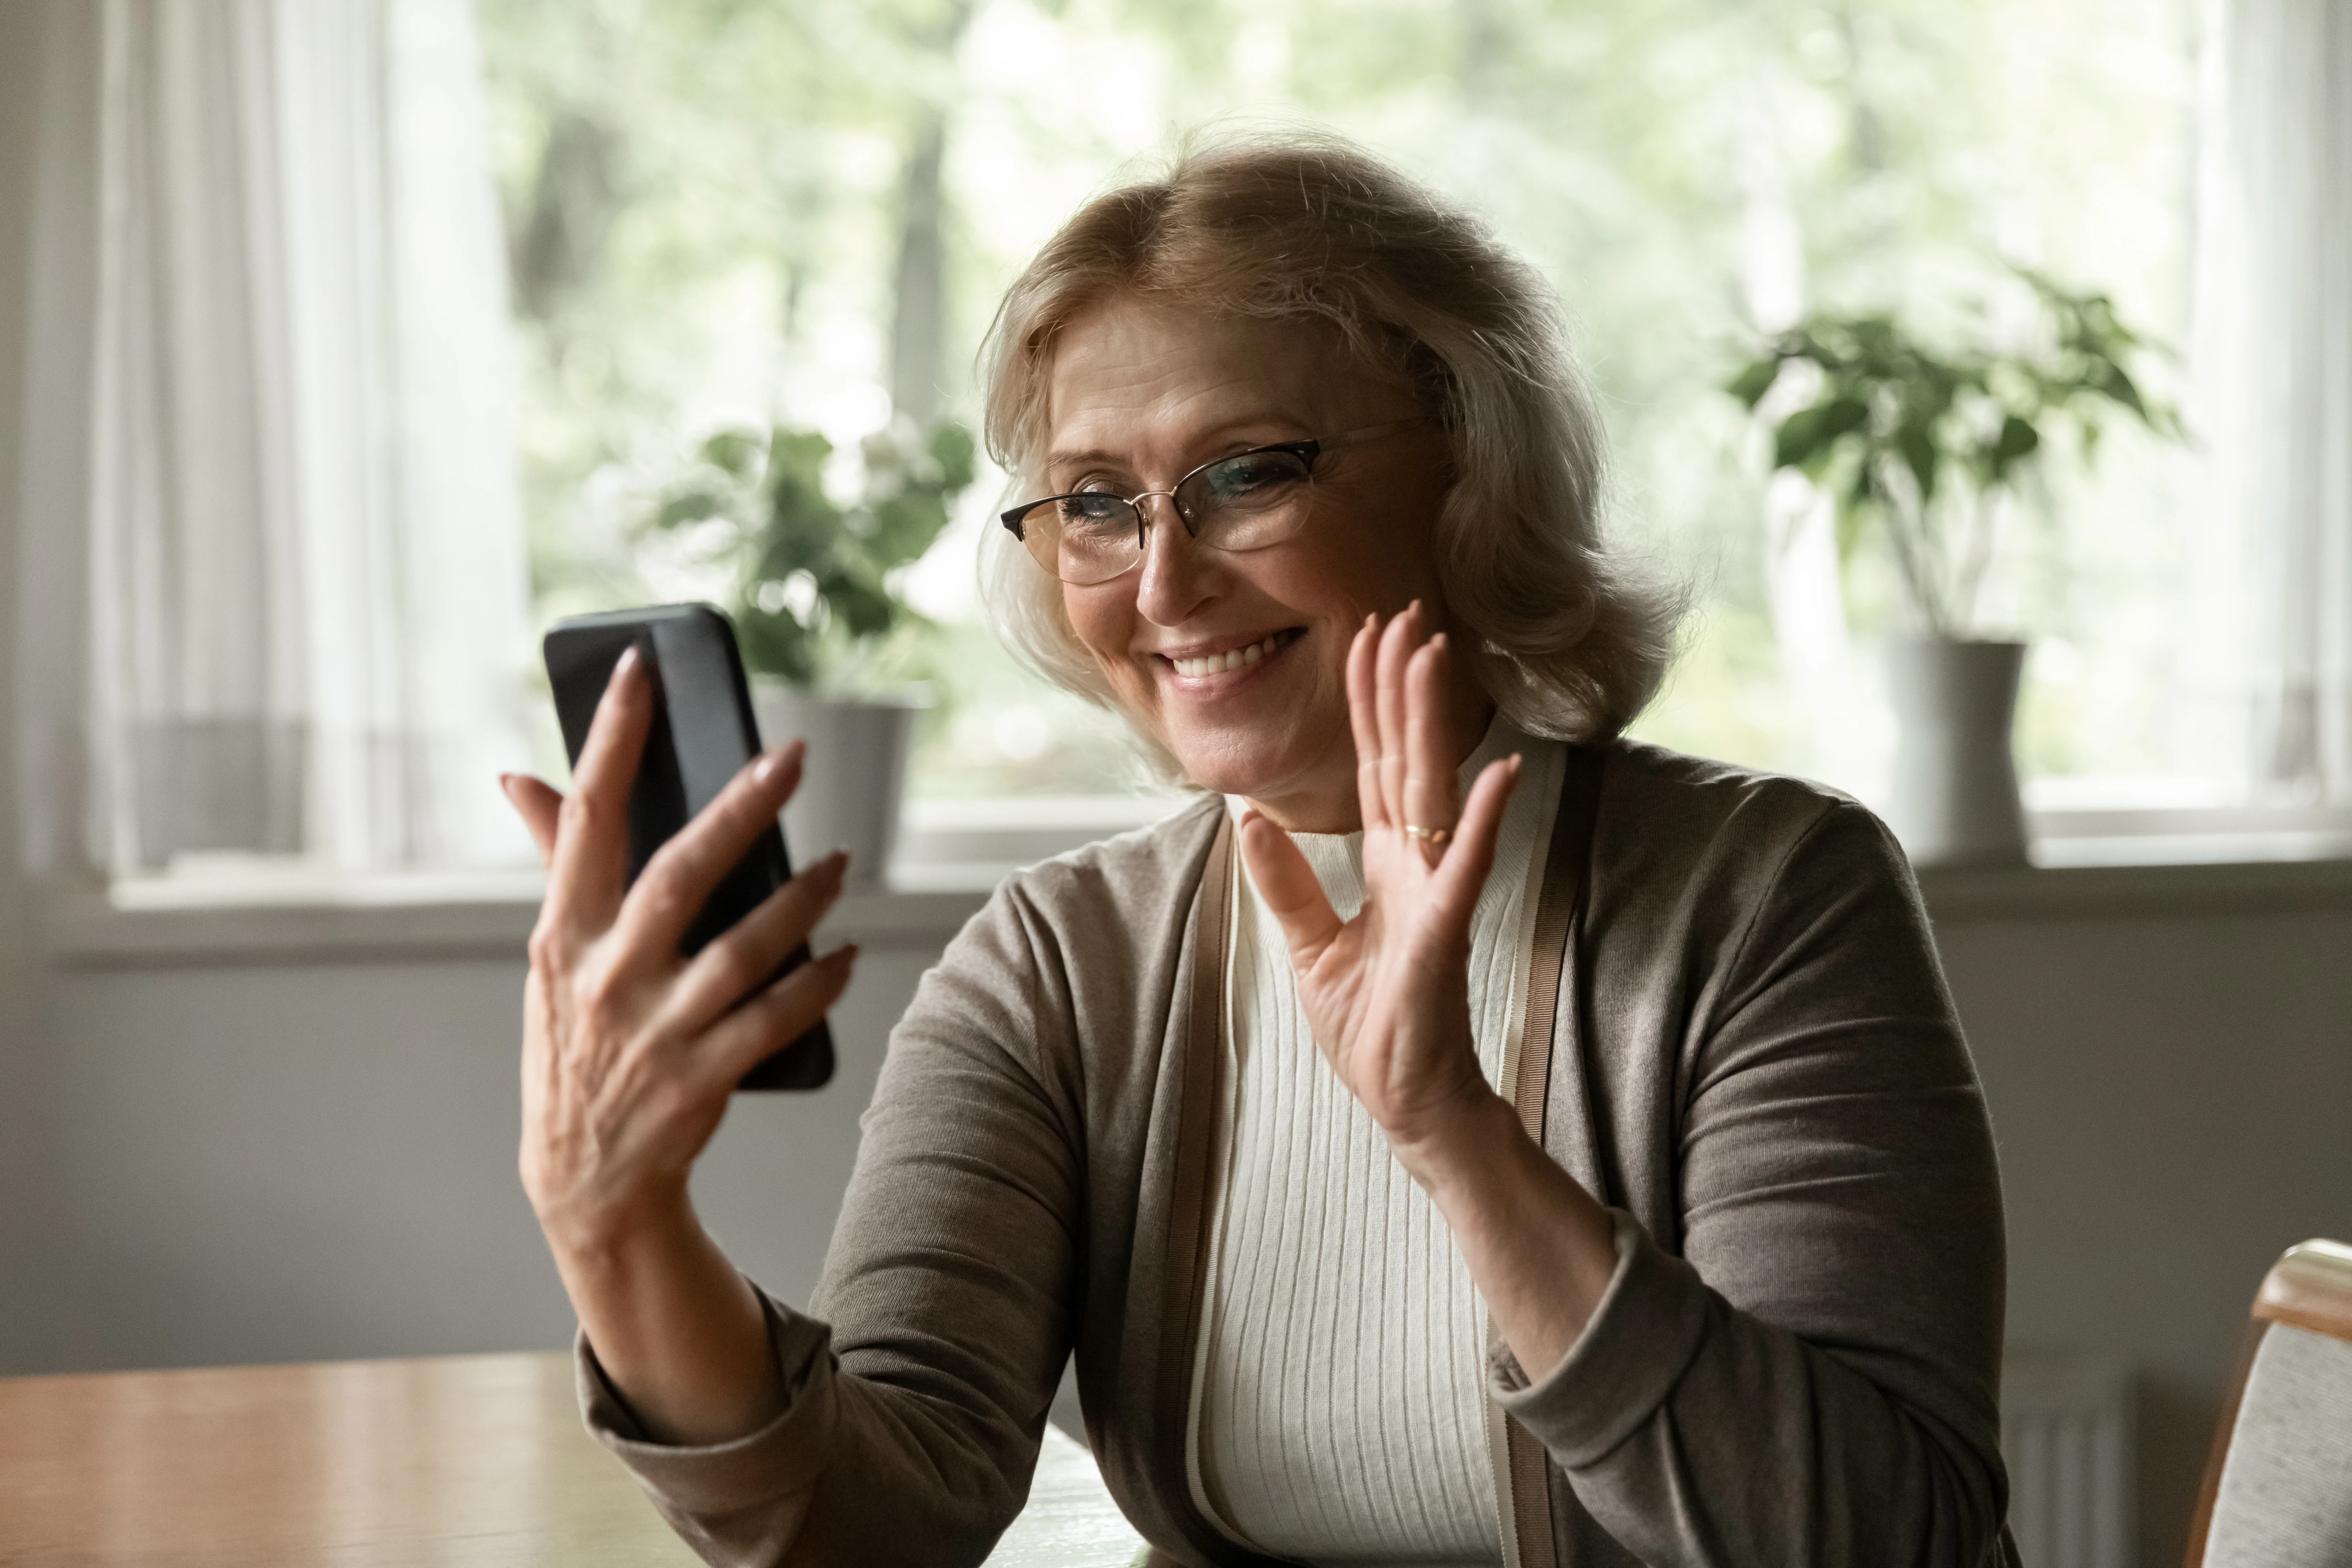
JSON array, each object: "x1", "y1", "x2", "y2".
[
  {"x1": 28, "y1": 941, "x2": 937, "y2": 1372},
  {"x1": 1938, "y1": 903, "x2": 2352, "y2": 1565}
]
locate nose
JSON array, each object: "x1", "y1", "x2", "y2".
[{"x1": 1132, "y1": 493, "x2": 1217, "y2": 627}]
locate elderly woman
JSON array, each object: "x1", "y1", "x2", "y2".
[{"x1": 502, "y1": 135, "x2": 2015, "y2": 1567}]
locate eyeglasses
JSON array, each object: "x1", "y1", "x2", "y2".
[{"x1": 999, "y1": 419, "x2": 1423, "y2": 586}]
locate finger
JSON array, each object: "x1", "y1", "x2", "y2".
[
  {"x1": 615, "y1": 741, "x2": 807, "y2": 961},
  {"x1": 1375, "y1": 602, "x2": 1422, "y2": 830},
  {"x1": 1401, "y1": 634, "x2": 1459, "y2": 863},
  {"x1": 548, "y1": 646, "x2": 655, "y2": 930},
  {"x1": 691, "y1": 943, "x2": 858, "y2": 1092},
  {"x1": 1238, "y1": 810, "x2": 1345, "y2": 967},
  {"x1": 502, "y1": 774, "x2": 564, "y2": 863},
  {"x1": 1348, "y1": 614, "x2": 1390, "y2": 831},
  {"x1": 1429, "y1": 754, "x2": 1522, "y2": 925},
  {"x1": 661, "y1": 847, "x2": 849, "y2": 1036}
]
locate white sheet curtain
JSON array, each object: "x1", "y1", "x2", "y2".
[
  {"x1": 2192, "y1": 0, "x2": 2352, "y2": 803},
  {"x1": 63, "y1": 0, "x2": 531, "y2": 874}
]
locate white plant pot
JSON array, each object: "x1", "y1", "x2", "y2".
[
  {"x1": 1884, "y1": 638, "x2": 2030, "y2": 870},
  {"x1": 750, "y1": 683, "x2": 924, "y2": 890}
]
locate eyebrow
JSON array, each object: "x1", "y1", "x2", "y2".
[
  {"x1": 1042, "y1": 422, "x2": 1307, "y2": 484},
  {"x1": 1042, "y1": 447, "x2": 1128, "y2": 476}
]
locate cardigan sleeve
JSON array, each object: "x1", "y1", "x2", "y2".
[
  {"x1": 1492, "y1": 798, "x2": 2018, "y2": 1568},
  {"x1": 576, "y1": 876, "x2": 1089, "y2": 1567}
]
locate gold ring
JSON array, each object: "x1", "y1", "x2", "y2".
[{"x1": 1403, "y1": 824, "x2": 1451, "y2": 846}]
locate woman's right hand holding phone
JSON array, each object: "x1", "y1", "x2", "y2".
[{"x1": 501, "y1": 647, "x2": 858, "y2": 1445}]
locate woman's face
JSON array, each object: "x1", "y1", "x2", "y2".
[{"x1": 1041, "y1": 295, "x2": 1485, "y2": 830}]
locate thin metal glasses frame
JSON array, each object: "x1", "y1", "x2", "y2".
[{"x1": 998, "y1": 418, "x2": 1422, "y2": 583}]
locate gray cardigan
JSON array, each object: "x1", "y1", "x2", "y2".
[{"x1": 581, "y1": 740, "x2": 2017, "y2": 1567}]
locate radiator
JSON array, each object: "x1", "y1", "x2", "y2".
[{"x1": 2002, "y1": 1349, "x2": 2136, "y2": 1568}]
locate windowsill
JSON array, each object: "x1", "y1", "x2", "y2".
[
  {"x1": 38, "y1": 816, "x2": 2352, "y2": 967},
  {"x1": 41, "y1": 868, "x2": 1004, "y2": 970},
  {"x1": 42, "y1": 794, "x2": 1195, "y2": 968},
  {"x1": 1918, "y1": 847, "x2": 2352, "y2": 921}
]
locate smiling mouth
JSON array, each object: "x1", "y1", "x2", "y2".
[{"x1": 1165, "y1": 628, "x2": 1303, "y2": 678}]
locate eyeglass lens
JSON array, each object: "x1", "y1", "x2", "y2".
[{"x1": 1019, "y1": 446, "x2": 1315, "y2": 585}]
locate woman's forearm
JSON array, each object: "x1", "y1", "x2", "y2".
[
  {"x1": 1393, "y1": 1087, "x2": 1621, "y2": 1382},
  {"x1": 545, "y1": 1192, "x2": 785, "y2": 1447}
]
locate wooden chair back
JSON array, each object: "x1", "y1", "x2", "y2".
[{"x1": 2183, "y1": 1238, "x2": 2352, "y2": 1568}]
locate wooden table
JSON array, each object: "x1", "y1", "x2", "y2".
[{"x1": 0, "y1": 1354, "x2": 1146, "y2": 1566}]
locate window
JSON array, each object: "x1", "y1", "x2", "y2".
[
  {"x1": 30, "y1": 0, "x2": 2344, "y2": 904},
  {"x1": 25, "y1": 0, "x2": 537, "y2": 888},
  {"x1": 481, "y1": 0, "x2": 2319, "y2": 848}
]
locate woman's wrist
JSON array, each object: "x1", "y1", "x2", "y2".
[
  {"x1": 535, "y1": 1176, "x2": 700, "y2": 1287},
  {"x1": 1384, "y1": 1078, "x2": 1522, "y2": 1196},
  {"x1": 547, "y1": 1189, "x2": 786, "y2": 1446},
  {"x1": 1389, "y1": 1082, "x2": 1618, "y2": 1379}
]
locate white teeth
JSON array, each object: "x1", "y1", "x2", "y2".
[{"x1": 1173, "y1": 633, "x2": 1286, "y2": 677}]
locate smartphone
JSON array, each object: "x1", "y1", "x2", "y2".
[{"x1": 542, "y1": 603, "x2": 834, "y2": 1091}]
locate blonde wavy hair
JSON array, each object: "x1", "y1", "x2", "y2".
[{"x1": 978, "y1": 129, "x2": 1679, "y2": 776}]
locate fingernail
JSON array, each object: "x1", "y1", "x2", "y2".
[
  {"x1": 829, "y1": 942, "x2": 860, "y2": 968},
  {"x1": 755, "y1": 740, "x2": 801, "y2": 785},
  {"x1": 610, "y1": 645, "x2": 639, "y2": 685}
]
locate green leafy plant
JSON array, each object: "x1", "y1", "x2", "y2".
[
  {"x1": 643, "y1": 421, "x2": 977, "y2": 687},
  {"x1": 1728, "y1": 271, "x2": 2184, "y2": 637}
]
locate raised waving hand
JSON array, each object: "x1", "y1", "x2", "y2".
[
  {"x1": 1236, "y1": 602, "x2": 1521, "y2": 1148},
  {"x1": 1239, "y1": 604, "x2": 1618, "y2": 1378}
]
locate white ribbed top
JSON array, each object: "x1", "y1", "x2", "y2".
[{"x1": 1187, "y1": 719, "x2": 1565, "y2": 1568}]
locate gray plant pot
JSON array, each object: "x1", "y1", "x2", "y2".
[
  {"x1": 1884, "y1": 638, "x2": 2031, "y2": 869},
  {"x1": 750, "y1": 682, "x2": 925, "y2": 890}
]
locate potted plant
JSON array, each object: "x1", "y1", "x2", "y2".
[
  {"x1": 642, "y1": 420, "x2": 977, "y2": 887},
  {"x1": 1728, "y1": 273, "x2": 2183, "y2": 867}
]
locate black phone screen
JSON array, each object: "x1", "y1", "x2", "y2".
[{"x1": 542, "y1": 603, "x2": 834, "y2": 1091}]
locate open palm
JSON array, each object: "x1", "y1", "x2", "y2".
[{"x1": 1238, "y1": 604, "x2": 1520, "y2": 1146}]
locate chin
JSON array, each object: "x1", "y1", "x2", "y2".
[
  {"x1": 1175, "y1": 756, "x2": 1273, "y2": 798},
  {"x1": 1108, "y1": 665, "x2": 1346, "y2": 801},
  {"x1": 1161, "y1": 725, "x2": 1327, "y2": 801}
]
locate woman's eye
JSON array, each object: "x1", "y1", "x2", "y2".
[
  {"x1": 1056, "y1": 494, "x2": 1131, "y2": 534},
  {"x1": 1207, "y1": 451, "x2": 1309, "y2": 499}
]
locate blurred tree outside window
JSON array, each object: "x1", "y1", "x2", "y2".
[{"x1": 478, "y1": 0, "x2": 2200, "y2": 814}]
